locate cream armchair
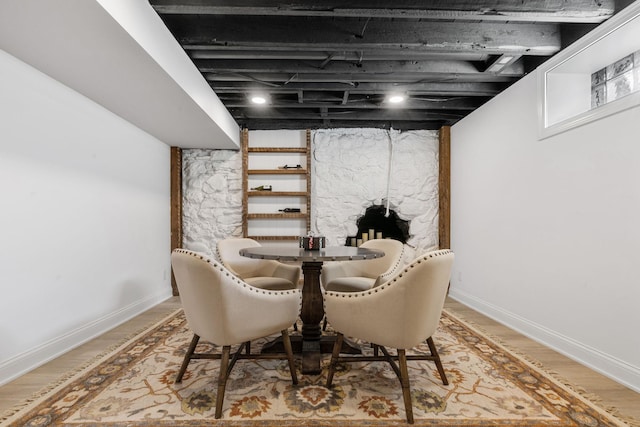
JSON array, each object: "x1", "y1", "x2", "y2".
[
  {"x1": 171, "y1": 249, "x2": 302, "y2": 419},
  {"x1": 324, "y1": 249, "x2": 454, "y2": 424},
  {"x1": 217, "y1": 238, "x2": 300, "y2": 290},
  {"x1": 321, "y1": 239, "x2": 405, "y2": 292}
]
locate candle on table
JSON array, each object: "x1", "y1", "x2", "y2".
[{"x1": 362, "y1": 232, "x2": 368, "y2": 242}]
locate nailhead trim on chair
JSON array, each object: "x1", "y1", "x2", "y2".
[
  {"x1": 323, "y1": 249, "x2": 453, "y2": 300},
  {"x1": 173, "y1": 249, "x2": 299, "y2": 296},
  {"x1": 376, "y1": 244, "x2": 407, "y2": 283}
]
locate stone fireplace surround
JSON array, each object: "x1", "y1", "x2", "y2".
[{"x1": 182, "y1": 128, "x2": 439, "y2": 261}]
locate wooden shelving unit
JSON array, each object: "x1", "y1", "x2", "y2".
[{"x1": 242, "y1": 129, "x2": 311, "y2": 241}]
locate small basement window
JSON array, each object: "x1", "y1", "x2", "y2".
[{"x1": 538, "y1": 2, "x2": 640, "y2": 139}]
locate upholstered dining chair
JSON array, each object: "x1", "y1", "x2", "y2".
[
  {"x1": 217, "y1": 237, "x2": 301, "y2": 290},
  {"x1": 171, "y1": 249, "x2": 302, "y2": 419},
  {"x1": 323, "y1": 249, "x2": 454, "y2": 424},
  {"x1": 320, "y1": 239, "x2": 404, "y2": 330},
  {"x1": 321, "y1": 239, "x2": 405, "y2": 292}
]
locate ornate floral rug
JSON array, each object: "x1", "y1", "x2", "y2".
[{"x1": 2, "y1": 308, "x2": 636, "y2": 426}]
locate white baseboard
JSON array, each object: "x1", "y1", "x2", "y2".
[
  {"x1": 448, "y1": 289, "x2": 640, "y2": 393},
  {"x1": 0, "y1": 290, "x2": 173, "y2": 386}
]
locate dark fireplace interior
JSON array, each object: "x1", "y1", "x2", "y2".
[{"x1": 345, "y1": 204, "x2": 410, "y2": 245}]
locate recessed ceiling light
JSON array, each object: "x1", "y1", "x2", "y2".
[
  {"x1": 388, "y1": 94, "x2": 405, "y2": 104},
  {"x1": 251, "y1": 95, "x2": 267, "y2": 105}
]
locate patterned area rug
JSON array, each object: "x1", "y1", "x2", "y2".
[{"x1": 2, "y1": 309, "x2": 636, "y2": 426}]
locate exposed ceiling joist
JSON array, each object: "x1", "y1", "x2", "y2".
[
  {"x1": 187, "y1": 48, "x2": 490, "y2": 62},
  {"x1": 150, "y1": 0, "x2": 617, "y2": 131},
  {"x1": 221, "y1": 96, "x2": 488, "y2": 111},
  {"x1": 151, "y1": 0, "x2": 615, "y2": 23},
  {"x1": 165, "y1": 16, "x2": 563, "y2": 56},
  {"x1": 195, "y1": 59, "x2": 524, "y2": 76},
  {"x1": 210, "y1": 81, "x2": 518, "y2": 97}
]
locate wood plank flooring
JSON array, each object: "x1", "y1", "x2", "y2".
[
  {"x1": 0, "y1": 298, "x2": 182, "y2": 414},
  {"x1": 1, "y1": 297, "x2": 638, "y2": 421},
  {"x1": 445, "y1": 299, "x2": 640, "y2": 421}
]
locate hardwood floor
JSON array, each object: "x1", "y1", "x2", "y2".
[
  {"x1": 1, "y1": 297, "x2": 638, "y2": 421},
  {"x1": 0, "y1": 298, "x2": 182, "y2": 414},
  {"x1": 445, "y1": 299, "x2": 640, "y2": 421}
]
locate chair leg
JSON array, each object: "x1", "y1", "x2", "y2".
[
  {"x1": 426, "y1": 337, "x2": 448, "y2": 385},
  {"x1": 176, "y1": 334, "x2": 199, "y2": 383},
  {"x1": 398, "y1": 349, "x2": 414, "y2": 424},
  {"x1": 281, "y1": 329, "x2": 298, "y2": 385},
  {"x1": 326, "y1": 333, "x2": 343, "y2": 387},
  {"x1": 215, "y1": 345, "x2": 231, "y2": 419},
  {"x1": 322, "y1": 317, "x2": 328, "y2": 331}
]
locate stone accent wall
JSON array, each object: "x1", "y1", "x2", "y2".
[
  {"x1": 182, "y1": 128, "x2": 439, "y2": 258},
  {"x1": 312, "y1": 128, "x2": 439, "y2": 255},
  {"x1": 182, "y1": 149, "x2": 242, "y2": 257}
]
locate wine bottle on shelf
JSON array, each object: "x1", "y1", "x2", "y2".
[
  {"x1": 251, "y1": 185, "x2": 272, "y2": 191},
  {"x1": 278, "y1": 208, "x2": 301, "y2": 213},
  {"x1": 278, "y1": 164, "x2": 302, "y2": 169}
]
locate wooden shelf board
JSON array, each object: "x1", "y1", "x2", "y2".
[
  {"x1": 248, "y1": 191, "x2": 307, "y2": 197},
  {"x1": 248, "y1": 169, "x2": 307, "y2": 175},
  {"x1": 247, "y1": 213, "x2": 307, "y2": 219},
  {"x1": 248, "y1": 147, "x2": 307, "y2": 153}
]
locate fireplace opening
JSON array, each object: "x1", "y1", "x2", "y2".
[{"x1": 345, "y1": 204, "x2": 410, "y2": 245}]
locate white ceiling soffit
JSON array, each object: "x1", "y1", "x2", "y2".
[{"x1": 0, "y1": 0, "x2": 239, "y2": 149}]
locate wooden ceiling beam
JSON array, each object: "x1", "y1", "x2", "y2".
[
  {"x1": 232, "y1": 107, "x2": 467, "y2": 122},
  {"x1": 195, "y1": 59, "x2": 524, "y2": 76},
  {"x1": 219, "y1": 91, "x2": 490, "y2": 110},
  {"x1": 188, "y1": 48, "x2": 489, "y2": 62},
  {"x1": 210, "y1": 81, "x2": 509, "y2": 97},
  {"x1": 222, "y1": 98, "x2": 487, "y2": 110},
  {"x1": 203, "y1": 71, "x2": 519, "y2": 84},
  {"x1": 151, "y1": 0, "x2": 614, "y2": 23},
  {"x1": 163, "y1": 16, "x2": 562, "y2": 56},
  {"x1": 235, "y1": 119, "x2": 449, "y2": 131}
]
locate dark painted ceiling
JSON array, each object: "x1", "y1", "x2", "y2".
[{"x1": 150, "y1": 0, "x2": 620, "y2": 130}]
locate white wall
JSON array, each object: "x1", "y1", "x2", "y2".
[
  {"x1": 312, "y1": 128, "x2": 440, "y2": 254},
  {"x1": 182, "y1": 149, "x2": 243, "y2": 257},
  {"x1": 449, "y1": 71, "x2": 640, "y2": 391},
  {"x1": 0, "y1": 51, "x2": 173, "y2": 385},
  {"x1": 181, "y1": 129, "x2": 440, "y2": 258}
]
